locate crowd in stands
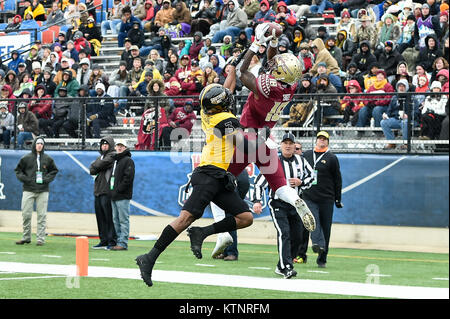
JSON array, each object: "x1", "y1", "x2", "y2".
[{"x1": 0, "y1": 0, "x2": 449, "y2": 150}]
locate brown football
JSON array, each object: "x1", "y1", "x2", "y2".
[{"x1": 264, "y1": 22, "x2": 283, "y2": 38}]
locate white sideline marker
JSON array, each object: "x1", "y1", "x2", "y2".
[
  {"x1": 0, "y1": 252, "x2": 16, "y2": 255},
  {"x1": 432, "y1": 278, "x2": 449, "y2": 281},
  {"x1": 42, "y1": 255, "x2": 62, "y2": 258},
  {"x1": 308, "y1": 270, "x2": 329, "y2": 274},
  {"x1": 249, "y1": 267, "x2": 271, "y2": 270},
  {"x1": 91, "y1": 258, "x2": 110, "y2": 261},
  {"x1": 195, "y1": 264, "x2": 216, "y2": 267},
  {"x1": 0, "y1": 261, "x2": 448, "y2": 299}
]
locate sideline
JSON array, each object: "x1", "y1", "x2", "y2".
[{"x1": 0, "y1": 261, "x2": 447, "y2": 299}]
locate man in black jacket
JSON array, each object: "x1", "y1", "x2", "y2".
[
  {"x1": 86, "y1": 83, "x2": 116, "y2": 138},
  {"x1": 89, "y1": 136, "x2": 117, "y2": 249},
  {"x1": 109, "y1": 140, "x2": 135, "y2": 251},
  {"x1": 301, "y1": 131, "x2": 343, "y2": 268},
  {"x1": 14, "y1": 137, "x2": 58, "y2": 246}
]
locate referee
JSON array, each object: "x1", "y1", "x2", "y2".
[
  {"x1": 253, "y1": 133, "x2": 315, "y2": 279},
  {"x1": 301, "y1": 131, "x2": 343, "y2": 268}
]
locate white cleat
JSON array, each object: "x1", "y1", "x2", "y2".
[
  {"x1": 295, "y1": 199, "x2": 316, "y2": 232},
  {"x1": 211, "y1": 232, "x2": 233, "y2": 258}
]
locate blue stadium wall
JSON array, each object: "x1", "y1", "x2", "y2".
[{"x1": 0, "y1": 151, "x2": 448, "y2": 228}]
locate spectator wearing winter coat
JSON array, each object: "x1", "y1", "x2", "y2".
[
  {"x1": 420, "y1": 81, "x2": 448, "y2": 139},
  {"x1": 350, "y1": 40, "x2": 377, "y2": 74},
  {"x1": 310, "y1": 38, "x2": 340, "y2": 77},
  {"x1": 8, "y1": 51, "x2": 26, "y2": 75},
  {"x1": 0, "y1": 84, "x2": 16, "y2": 113},
  {"x1": 118, "y1": 5, "x2": 142, "y2": 47},
  {"x1": 159, "y1": 100, "x2": 197, "y2": 150},
  {"x1": 172, "y1": 0, "x2": 191, "y2": 25},
  {"x1": 213, "y1": 0, "x2": 249, "y2": 43},
  {"x1": 311, "y1": 62, "x2": 343, "y2": 93},
  {"x1": 0, "y1": 102, "x2": 14, "y2": 148},
  {"x1": 189, "y1": 32, "x2": 205, "y2": 62},
  {"x1": 297, "y1": 42, "x2": 314, "y2": 74},
  {"x1": 151, "y1": 0, "x2": 175, "y2": 33},
  {"x1": 357, "y1": 69, "x2": 395, "y2": 132},
  {"x1": 354, "y1": 15, "x2": 378, "y2": 51},
  {"x1": 87, "y1": 83, "x2": 116, "y2": 138},
  {"x1": 23, "y1": 0, "x2": 46, "y2": 21},
  {"x1": 191, "y1": 0, "x2": 217, "y2": 36},
  {"x1": 336, "y1": 29, "x2": 355, "y2": 70},
  {"x1": 127, "y1": 20, "x2": 146, "y2": 48},
  {"x1": 315, "y1": 73, "x2": 341, "y2": 125},
  {"x1": 101, "y1": 0, "x2": 125, "y2": 36},
  {"x1": 380, "y1": 79, "x2": 419, "y2": 149},
  {"x1": 275, "y1": 1, "x2": 297, "y2": 26},
  {"x1": 376, "y1": 41, "x2": 405, "y2": 81},
  {"x1": 436, "y1": 69, "x2": 449, "y2": 92},
  {"x1": 44, "y1": 1, "x2": 65, "y2": 26},
  {"x1": 16, "y1": 102, "x2": 40, "y2": 148},
  {"x1": 414, "y1": 3, "x2": 442, "y2": 49},
  {"x1": 340, "y1": 79, "x2": 366, "y2": 126},
  {"x1": 417, "y1": 34, "x2": 443, "y2": 73},
  {"x1": 29, "y1": 84, "x2": 52, "y2": 134},
  {"x1": 325, "y1": 36, "x2": 343, "y2": 70},
  {"x1": 55, "y1": 69, "x2": 80, "y2": 97}
]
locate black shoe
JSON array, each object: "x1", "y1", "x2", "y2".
[
  {"x1": 275, "y1": 266, "x2": 297, "y2": 279},
  {"x1": 16, "y1": 240, "x2": 31, "y2": 245},
  {"x1": 312, "y1": 244, "x2": 324, "y2": 254},
  {"x1": 317, "y1": 262, "x2": 327, "y2": 268},
  {"x1": 135, "y1": 254, "x2": 155, "y2": 287},
  {"x1": 187, "y1": 227, "x2": 205, "y2": 259}
]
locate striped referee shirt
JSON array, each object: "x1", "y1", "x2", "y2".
[{"x1": 252, "y1": 154, "x2": 315, "y2": 202}]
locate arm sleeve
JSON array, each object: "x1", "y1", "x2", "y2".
[
  {"x1": 332, "y1": 155, "x2": 342, "y2": 202},
  {"x1": 212, "y1": 117, "x2": 241, "y2": 138},
  {"x1": 253, "y1": 173, "x2": 268, "y2": 202},
  {"x1": 299, "y1": 157, "x2": 315, "y2": 191}
]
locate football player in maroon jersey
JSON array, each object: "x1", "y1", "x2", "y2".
[{"x1": 226, "y1": 23, "x2": 316, "y2": 232}]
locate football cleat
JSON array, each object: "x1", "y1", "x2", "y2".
[
  {"x1": 135, "y1": 254, "x2": 155, "y2": 287},
  {"x1": 187, "y1": 227, "x2": 205, "y2": 259},
  {"x1": 295, "y1": 198, "x2": 316, "y2": 232},
  {"x1": 275, "y1": 266, "x2": 297, "y2": 279},
  {"x1": 211, "y1": 232, "x2": 233, "y2": 258}
]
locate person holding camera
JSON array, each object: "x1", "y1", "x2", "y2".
[{"x1": 301, "y1": 131, "x2": 343, "y2": 268}]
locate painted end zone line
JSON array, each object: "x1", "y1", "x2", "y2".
[{"x1": 0, "y1": 262, "x2": 448, "y2": 299}]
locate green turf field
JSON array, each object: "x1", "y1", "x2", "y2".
[{"x1": 0, "y1": 231, "x2": 448, "y2": 299}]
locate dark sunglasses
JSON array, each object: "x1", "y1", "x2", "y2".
[{"x1": 296, "y1": 147, "x2": 302, "y2": 150}]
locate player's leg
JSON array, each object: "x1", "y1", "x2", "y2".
[
  {"x1": 210, "y1": 203, "x2": 234, "y2": 258},
  {"x1": 257, "y1": 145, "x2": 316, "y2": 232},
  {"x1": 187, "y1": 188, "x2": 252, "y2": 259},
  {"x1": 136, "y1": 172, "x2": 216, "y2": 286}
]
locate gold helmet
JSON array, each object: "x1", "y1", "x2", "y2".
[{"x1": 267, "y1": 53, "x2": 303, "y2": 85}]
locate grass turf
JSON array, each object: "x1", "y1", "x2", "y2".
[{"x1": 0, "y1": 231, "x2": 448, "y2": 299}]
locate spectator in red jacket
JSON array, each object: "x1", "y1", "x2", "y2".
[
  {"x1": 189, "y1": 32, "x2": 204, "y2": 62},
  {"x1": 275, "y1": 1, "x2": 297, "y2": 27},
  {"x1": 28, "y1": 84, "x2": 52, "y2": 137},
  {"x1": 159, "y1": 99, "x2": 197, "y2": 150},
  {"x1": 340, "y1": 80, "x2": 367, "y2": 127}
]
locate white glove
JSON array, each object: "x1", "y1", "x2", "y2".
[{"x1": 255, "y1": 23, "x2": 272, "y2": 44}]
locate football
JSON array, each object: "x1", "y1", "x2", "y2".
[{"x1": 264, "y1": 22, "x2": 283, "y2": 38}]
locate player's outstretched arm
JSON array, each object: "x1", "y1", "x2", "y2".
[
  {"x1": 239, "y1": 49, "x2": 259, "y2": 97},
  {"x1": 223, "y1": 64, "x2": 236, "y2": 93}
]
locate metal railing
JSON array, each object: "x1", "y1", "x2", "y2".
[{"x1": 0, "y1": 91, "x2": 448, "y2": 153}]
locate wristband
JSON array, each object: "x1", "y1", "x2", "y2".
[
  {"x1": 269, "y1": 39, "x2": 278, "y2": 48},
  {"x1": 249, "y1": 42, "x2": 261, "y2": 53}
]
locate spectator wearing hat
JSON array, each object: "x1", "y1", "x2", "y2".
[
  {"x1": 16, "y1": 62, "x2": 28, "y2": 79},
  {"x1": 180, "y1": 59, "x2": 203, "y2": 99},
  {"x1": 88, "y1": 64, "x2": 109, "y2": 96},
  {"x1": 3, "y1": 72, "x2": 19, "y2": 99},
  {"x1": 63, "y1": 40, "x2": 80, "y2": 64},
  {"x1": 253, "y1": 132, "x2": 314, "y2": 278},
  {"x1": 340, "y1": 79, "x2": 366, "y2": 127},
  {"x1": 23, "y1": 0, "x2": 46, "y2": 22},
  {"x1": 336, "y1": 29, "x2": 355, "y2": 70},
  {"x1": 357, "y1": 69, "x2": 394, "y2": 134},
  {"x1": 141, "y1": 0, "x2": 156, "y2": 30},
  {"x1": 325, "y1": 35, "x2": 343, "y2": 70},
  {"x1": 126, "y1": 45, "x2": 145, "y2": 71},
  {"x1": 109, "y1": 139, "x2": 135, "y2": 251},
  {"x1": 439, "y1": 11, "x2": 449, "y2": 43},
  {"x1": 297, "y1": 42, "x2": 314, "y2": 75},
  {"x1": 201, "y1": 61, "x2": 218, "y2": 89},
  {"x1": 419, "y1": 81, "x2": 449, "y2": 140},
  {"x1": 311, "y1": 62, "x2": 343, "y2": 93},
  {"x1": 55, "y1": 69, "x2": 80, "y2": 97},
  {"x1": 79, "y1": 16, "x2": 103, "y2": 56},
  {"x1": 160, "y1": 99, "x2": 197, "y2": 150},
  {"x1": 117, "y1": 57, "x2": 144, "y2": 114},
  {"x1": 29, "y1": 84, "x2": 52, "y2": 136},
  {"x1": 76, "y1": 58, "x2": 92, "y2": 87},
  {"x1": 25, "y1": 45, "x2": 42, "y2": 76},
  {"x1": 8, "y1": 51, "x2": 26, "y2": 75},
  {"x1": 15, "y1": 102, "x2": 40, "y2": 148},
  {"x1": 0, "y1": 102, "x2": 14, "y2": 148},
  {"x1": 55, "y1": 31, "x2": 68, "y2": 52},
  {"x1": 414, "y1": 3, "x2": 442, "y2": 50},
  {"x1": 397, "y1": 14, "x2": 417, "y2": 54},
  {"x1": 375, "y1": 13, "x2": 401, "y2": 50},
  {"x1": 87, "y1": 83, "x2": 116, "y2": 138},
  {"x1": 62, "y1": 86, "x2": 90, "y2": 138},
  {"x1": 354, "y1": 14, "x2": 378, "y2": 51},
  {"x1": 89, "y1": 136, "x2": 117, "y2": 250},
  {"x1": 139, "y1": 27, "x2": 169, "y2": 58},
  {"x1": 36, "y1": 67, "x2": 56, "y2": 97},
  {"x1": 121, "y1": 38, "x2": 134, "y2": 63},
  {"x1": 336, "y1": 9, "x2": 356, "y2": 40},
  {"x1": 380, "y1": 78, "x2": 418, "y2": 149},
  {"x1": 127, "y1": 20, "x2": 146, "y2": 49},
  {"x1": 417, "y1": 34, "x2": 443, "y2": 73},
  {"x1": 101, "y1": 0, "x2": 125, "y2": 37},
  {"x1": 376, "y1": 40, "x2": 405, "y2": 82},
  {"x1": 73, "y1": 31, "x2": 92, "y2": 57},
  {"x1": 350, "y1": 41, "x2": 377, "y2": 74},
  {"x1": 118, "y1": 5, "x2": 143, "y2": 47},
  {"x1": 14, "y1": 136, "x2": 58, "y2": 246},
  {"x1": 53, "y1": 57, "x2": 77, "y2": 86},
  {"x1": 301, "y1": 131, "x2": 343, "y2": 268},
  {"x1": 151, "y1": 0, "x2": 175, "y2": 34},
  {"x1": 175, "y1": 54, "x2": 193, "y2": 83}
]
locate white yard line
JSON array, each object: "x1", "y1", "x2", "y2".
[
  {"x1": 0, "y1": 275, "x2": 67, "y2": 281},
  {"x1": 0, "y1": 261, "x2": 447, "y2": 299}
]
